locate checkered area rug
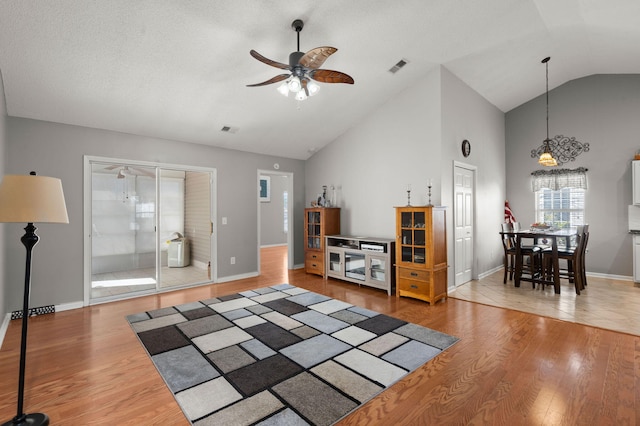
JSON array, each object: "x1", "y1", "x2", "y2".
[{"x1": 127, "y1": 284, "x2": 459, "y2": 425}]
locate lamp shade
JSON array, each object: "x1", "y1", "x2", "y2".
[{"x1": 0, "y1": 174, "x2": 69, "y2": 223}]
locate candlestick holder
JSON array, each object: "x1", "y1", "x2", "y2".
[{"x1": 427, "y1": 185, "x2": 433, "y2": 206}]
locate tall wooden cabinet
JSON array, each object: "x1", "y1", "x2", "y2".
[
  {"x1": 394, "y1": 206, "x2": 447, "y2": 303},
  {"x1": 304, "y1": 207, "x2": 340, "y2": 276}
]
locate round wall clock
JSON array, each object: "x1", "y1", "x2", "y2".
[{"x1": 462, "y1": 139, "x2": 471, "y2": 157}]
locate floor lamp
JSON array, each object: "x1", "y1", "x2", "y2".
[{"x1": 0, "y1": 172, "x2": 68, "y2": 426}]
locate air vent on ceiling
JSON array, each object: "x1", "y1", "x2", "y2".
[
  {"x1": 220, "y1": 126, "x2": 239, "y2": 134},
  {"x1": 389, "y1": 59, "x2": 408, "y2": 74}
]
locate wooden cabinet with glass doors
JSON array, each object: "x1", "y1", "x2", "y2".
[
  {"x1": 395, "y1": 206, "x2": 447, "y2": 303},
  {"x1": 304, "y1": 207, "x2": 340, "y2": 276}
]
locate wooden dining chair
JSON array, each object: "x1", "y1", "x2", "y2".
[
  {"x1": 542, "y1": 225, "x2": 588, "y2": 295},
  {"x1": 503, "y1": 223, "x2": 542, "y2": 287},
  {"x1": 501, "y1": 223, "x2": 516, "y2": 283}
]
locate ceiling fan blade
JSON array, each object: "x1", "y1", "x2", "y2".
[
  {"x1": 250, "y1": 50, "x2": 291, "y2": 70},
  {"x1": 301, "y1": 78, "x2": 310, "y2": 97},
  {"x1": 247, "y1": 74, "x2": 290, "y2": 87},
  {"x1": 309, "y1": 69, "x2": 354, "y2": 84},
  {"x1": 130, "y1": 167, "x2": 155, "y2": 178},
  {"x1": 299, "y1": 46, "x2": 337, "y2": 69}
]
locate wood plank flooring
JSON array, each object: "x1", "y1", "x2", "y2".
[{"x1": 1, "y1": 245, "x2": 638, "y2": 425}]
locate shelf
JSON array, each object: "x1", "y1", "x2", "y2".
[{"x1": 326, "y1": 235, "x2": 395, "y2": 295}]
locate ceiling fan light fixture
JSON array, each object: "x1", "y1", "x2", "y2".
[
  {"x1": 295, "y1": 90, "x2": 307, "y2": 101},
  {"x1": 307, "y1": 80, "x2": 320, "y2": 96},
  {"x1": 248, "y1": 19, "x2": 354, "y2": 101},
  {"x1": 277, "y1": 81, "x2": 289, "y2": 97},
  {"x1": 288, "y1": 76, "x2": 302, "y2": 93}
]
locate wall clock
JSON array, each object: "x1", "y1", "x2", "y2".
[{"x1": 462, "y1": 139, "x2": 471, "y2": 157}]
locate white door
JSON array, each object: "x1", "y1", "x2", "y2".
[{"x1": 454, "y1": 164, "x2": 475, "y2": 285}]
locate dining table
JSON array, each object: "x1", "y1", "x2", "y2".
[{"x1": 501, "y1": 228, "x2": 576, "y2": 294}]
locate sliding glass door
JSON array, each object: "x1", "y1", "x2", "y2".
[
  {"x1": 90, "y1": 163, "x2": 157, "y2": 299},
  {"x1": 87, "y1": 159, "x2": 214, "y2": 303}
]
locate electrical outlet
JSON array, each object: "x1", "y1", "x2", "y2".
[{"x1": 230, "y1": 256, "x2": 236, "y2": 265}]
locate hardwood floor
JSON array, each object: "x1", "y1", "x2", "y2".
[{"x1": 1, "y1": 246, "x2": 638, "y2": 425}]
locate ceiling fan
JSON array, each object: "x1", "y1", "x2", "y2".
[
  {"x1": 103, "y1": 165, "x2": 155, "y2": 179},
  {"x1": 247, "y1": 19, "x2": 354, "y2": 100}
]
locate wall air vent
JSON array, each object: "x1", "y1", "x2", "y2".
[
  {"x1": 220, "y1": 126, "x2": 239, "y2": 134},
  {"x1": 389, "y1": 59, "x2": 408, "y2": 74}
]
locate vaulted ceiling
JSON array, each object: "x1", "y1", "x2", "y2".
[{"x1": 1, "y1": 1, "x2": 639, "y2": 160}]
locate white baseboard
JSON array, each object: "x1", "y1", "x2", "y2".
[
  {"x1": 476, "y1": 266, "x2": 503, "y2": 280},
  {"x1": 260, "y1": 243, "x2": 287, "y2": 248},
  {"x1": 476, "y1": 266, "x2": 633, "y2": 283},
  {"x1": 56, "y1": 301, "x2": 85, "y2": 312},
  {"x1": 0, "y1": 313, "x2": 10, "y2": 349},
  {"x1": 216, "y1": 272, "x2": 259, "y2": 283},
  {"x1": 192, "y1": 260, "x2": 208, "y2": 270}
]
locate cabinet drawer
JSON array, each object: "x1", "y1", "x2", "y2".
[
  {"x1": 398, "y1": 277, "x2": 429, "y2": 294},
  {"x1": 306, "y1": 252, "x2": 323, "y2": 262},
  {"x1": 398, "y1": 268, "x2": 429, "y2": 281},
  {"x1": 305, "y1": 260, "x2": 324, "y2": 275},
  {"x1": 305, "y1": 252, "x2": 324, "y2": 275}
]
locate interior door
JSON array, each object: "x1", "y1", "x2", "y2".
[{"x1": 454, "y1": 165, "x2": 474, "y2": 285}]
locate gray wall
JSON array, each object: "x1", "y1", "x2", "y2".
[
  {"x1": 506, "y1": 75, "x2": 640, "y2": 277},
  {"x1": 440, "y1": 68, "x2": 507, "y2": 277},
  {"x1": 5, "y1": 117, "x2": 305, "y2": 310},
  {"x1": 260, "y1": 174, "x2": 288, "y2": 247},
  {"x1": 306, "y1": 66, "x2": 507, "y2": 287},
  {"x1": 0, "y1": 71, "x2": 6, "y2": 321}
]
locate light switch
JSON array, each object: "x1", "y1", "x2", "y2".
[{"x1": 222, "y1": 217, "x2": 228, "y2": 225}]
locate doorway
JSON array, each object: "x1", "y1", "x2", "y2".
[
  {"x1": 257, "y1": 170, "x2": 294, "y2": 274},
  {"x1": 84, "y1": 156, "x2": 216, "y2": 304},
  {"x1": 453, "y1": 162, "x2": 476, "y2": 286}
]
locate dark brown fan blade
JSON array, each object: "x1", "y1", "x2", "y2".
[
  {"x1": 308, "y1": 69, "x2": 354, "y2": 84},
  {"x1": 301, "y1": 78, "x2": 309, "y2": 97},
  {"x1": 299, "y1": 46, "x2": 337, "y2": 69},
  {"x1": 250, "y1": 50, "x2": 291, "y2": 70},
  {"x1": 246, "y1": 74, "x2": 290, "y2": 87}
]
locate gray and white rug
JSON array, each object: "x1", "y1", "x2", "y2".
[{"x1": 127, "y1": 284, "x2": 459, "y2": 425}]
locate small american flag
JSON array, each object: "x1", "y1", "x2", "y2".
[{"x1": 504, "y1": 200, "x2": 516, "y2": 223}]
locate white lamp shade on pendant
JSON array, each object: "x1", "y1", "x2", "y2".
[
  {"x1": 0, "y1": 174, "x2": 69, "y2": 224},
  {"x1": 307, "y1": 81, "x2": 320, "y2": 96},
  {"x1": 277, "y1": 82, "x2": 289, "y2": 97},
  {"x1": 287, "y1": 77, "x2": 302, "y2": 93}
]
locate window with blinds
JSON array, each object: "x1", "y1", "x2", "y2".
[{"x1": 535, "y1": 187, "x2": 585, "y2": 229}]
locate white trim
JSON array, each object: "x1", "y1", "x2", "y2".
[
  {"x1": 585, "y1": 272, "x2": 633, "y2": 281},
  {"x1": 0, "y1": 313, "x2": 10, "y2": 348},
  {"x1": 477, "y1": 265, "x2": 503, "y2": 280},
  {"x1": 216, "y1": 272, "x2": 259, "y2": 283},
  {"x1": 257, "y1": 169, "x2": 295, "y2": 272},
  {"x1": 56, "y1": 301, "x2": 84, "y2": 312}
]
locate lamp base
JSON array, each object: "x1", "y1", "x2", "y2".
[{"x1": 2, "y1": 413, "x2": 49, "y2": 426}]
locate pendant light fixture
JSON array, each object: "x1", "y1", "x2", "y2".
[{"x1": 538, "y1": 56, "x2": 558, "y2": 167}]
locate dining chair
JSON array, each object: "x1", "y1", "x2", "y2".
[
  {"x1": 501, "y1": 223, "x2": 516, "y2": 283},
  {"x1": 504, "y1": 223, "x2": 542, "y2": 287},
  {"x1": 542, "y1": 225, "x2": 588, "y2": 295}
]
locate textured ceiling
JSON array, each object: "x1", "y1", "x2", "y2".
[{"x1": 1, "y1": 0, "x2": 639, "y2": 160}]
